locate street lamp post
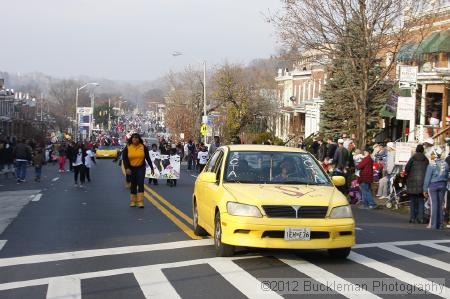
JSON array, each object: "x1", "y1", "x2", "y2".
[
  {"x1": 172, "y1": 52, "x2": 207, "y2": 143},
  {"x1": 75, "y1": 82, "x2": 99, "y2": 141}
]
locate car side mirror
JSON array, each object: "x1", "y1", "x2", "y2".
[
  {"x1": 201, "y1": 172, "x2": 218, "y2": 183},
  {"x1": 332, "y1": 176, "x2": 346, "y2": 187}
]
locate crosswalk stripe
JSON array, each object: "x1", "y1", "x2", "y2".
[
  {"x1": 209, "y1": 259, "x2": 283, "y2": 298},
  {"x1": 0, "y1": 256, "x2": 261, "y2": 291},
  {"x1": 348, "y1": 251, "x2": 450, "y2": 298},
  {"x1": 0, "y1": 239, "x2": 213, "y2": 268},
  {"x1": 421, "y1": 242, "x2": 450, "y2": 253},
  {"x1": 134, "y1": 268, "x2": 181, "y2": 299},
  {"x1": 379, "y1": 244, "x2": 450, "y2": 272},
  {"x1": 46, "y1": 276, "x2": 81, "y2": 299},
  {"x1": 353, "y1": 239, "x2": 450, "y2": 249},
  {"x1": 279, "y1": 256, "x2": 381, "y2": 299}
]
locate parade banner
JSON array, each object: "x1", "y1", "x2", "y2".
[
  {"x1": 394, "y1": 142, "x2": 417, "y2": 165},
  {"x1": 145, "y1": 152, "x2": 180, "y2": 179}
]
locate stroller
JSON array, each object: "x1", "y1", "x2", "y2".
[
  {"x1": 384, "y1": 172, "x2": 409, "y2": 209},
  {"x1": 348, "y1": 179, "x2": 362, "y2": 205}
]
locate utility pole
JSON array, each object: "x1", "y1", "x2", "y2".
[{"x1": 108, "y1": 98, "x2": 111, "y2": 131}]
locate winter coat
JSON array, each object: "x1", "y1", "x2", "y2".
[
  {"x1": 423, "y1": 159, "x2": 449, "y2": 192},
  {"x1": 13, "y1": 142, "x2": 32, "y2": 161},
  {"x1": 405, "y1": 153, "x2": 429, "y2": 194},
  {"x1": 317, "y1": 143, "x2": 327, "y2": 162},
  {"x1": 0, "y1": 143, "x2": 14, "y2": 163},
  {"x1": 32, "y1": 152, "x2": 45, "y2": 167},
  {"x1": 333, "y1": 146, "x2": 349, "y2": 171},
  {"x1": 327, "y1": 143, "x2": 337, "y2": 160},
  {"x1": 356, "y1": 155, "x2": 373, "y2": 183}
]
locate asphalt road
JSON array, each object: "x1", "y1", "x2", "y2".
[{"x1": 0, "y1": 159, "x2": 449, "y2": 299}]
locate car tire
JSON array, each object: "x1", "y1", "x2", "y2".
[
  {"x1": 193, "y1": 200, "x2": 208, "y2": 236},
  {"x1": 328, "y1": 247, "x2": 351, "y2": 259},
  {"x1": 214, "y1": 212, "x2": 234, "y2": 257}
]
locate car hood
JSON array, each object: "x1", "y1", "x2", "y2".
[{"x1": 223, "y1": 183, "x2": 344, "y2": 207}]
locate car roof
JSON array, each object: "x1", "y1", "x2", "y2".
[{"x1": 223, "y1": 144, "x2": 307, "y2": 153}]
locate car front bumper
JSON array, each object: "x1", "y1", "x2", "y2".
[{"x1": 220, "y1": 213, "x2": 355, "y2": 249}]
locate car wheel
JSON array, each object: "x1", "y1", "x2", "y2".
[
  {"x1": 328, "y1": 247, "x2": 351, "y2": 259},
  {"x1": 214, "y1": 211, "x2": 234, "y2": 257},
  {"x1": 193, "y1": 200, "x2": 208, "y2": 236}
]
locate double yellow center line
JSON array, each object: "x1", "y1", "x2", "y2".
[{"x1": 121, "y1": 164, "x2": 202, "y2": 239}]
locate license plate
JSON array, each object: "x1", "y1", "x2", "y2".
[{"x1": 284, "y1": 228, "x2": 311, "y2": 240}]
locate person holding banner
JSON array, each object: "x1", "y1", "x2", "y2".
[
  {"x1": 122, "y1": 133, "x2": 154, "y2": 208},
  {"x1": 148, "y1": 144, "x2": 160, "y2": 186}
]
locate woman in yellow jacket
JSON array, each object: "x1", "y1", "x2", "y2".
[{"x1": 122, "y1": 133, "x2": 154, "y2": 208}]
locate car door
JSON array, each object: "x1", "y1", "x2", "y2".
[
  {"x1": 197, "y1": 150, "x2": 223, "y2": 230},
  {"x1": 203, "y1": 150, "x2": 225, "y2": 230}
]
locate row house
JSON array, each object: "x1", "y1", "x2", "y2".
[
  {"x1": 274, "y1": 51, "x2": 326, "y2": 144},
  {"x1": 0, "y1": 79, "x2": 51, "y2": 141}
]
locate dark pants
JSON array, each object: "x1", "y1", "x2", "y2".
[
  {"x1": 130, "y1": 166, "x2": 145, "y2": 195},
  {"x1": 15, "y1": 160, "x2": 28, "y2": 181},
  {"x1": 409, "y1": 193, "x2": 424, "y2": 222},
  {"x1": 428, "y1": 181, "x2": 446, "y2": 229},
  {"x1": 198, "y1": 164, "x2": 206, "y2": 173},
  {"x1": 188, "y1": 156, "x2": 194, "y2": 170},
  {"x1": 68, "y1": 158, "x2": 74, "y2": 171},
  {"x1": 148, "y1": 178, "x2": 158, "y2": 185},
  {"x1": 445, "y1": 191, "x2": 450, "y2": 226},
  {"x1": 35, "y1": 167, "x2": 42, "y2": 179},
  {"x1": 74, "y1": 165, "x2": 86, "y2": 184},
  {"x1": 85, "y1": 167, "x2": 91, "y2": 182}
]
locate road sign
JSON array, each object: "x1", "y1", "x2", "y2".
[
  {"x1": 396, "y1": 96, "x2": 415, "y2": 120},
  {"x1": 76, "y1": 107, "x2": 93, "y2": 115},
  {"x1": 399, "y1": 66, "x2": 418, "y2": 89},
  {"x1": 399, "y1": 81, "x2": 417, "y2": 89},
  {"x1": 200, "y1": 124, "x2": 208, "y2": 136}
]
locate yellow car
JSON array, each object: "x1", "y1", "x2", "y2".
[
  {"x1": 192, "y1": 145, "x2": 355, "y2": 258},
  {"x1": 95, "y1": 146, "x2": 120, "y2": 158}
]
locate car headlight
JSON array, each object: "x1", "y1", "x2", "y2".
[
  {"x1": 227, "y1": 202, "x2": 262, "y2": 217},
  {"x1": 329, "y1": 205, "x2": 353, "y2": 218}
]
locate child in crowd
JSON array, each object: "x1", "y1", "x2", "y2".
[{"x1": 32, "y1": 147, "x2": 45, "y2": 182}]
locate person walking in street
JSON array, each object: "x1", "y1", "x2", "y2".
[
  {"x1": 67, "y1": 142, "x2": 76, "y2": 172},
  {"x1": 405, "y1": 145, "x2": 429, "y2": 224},
  {"x1": 32, "y1": 147, "x2": 45, "y2": 182},
  {"x1": 85, "y1": 145, "x2": 96, "y2": 182},
  {"x1": 148, "y1": 143, "x2": 160, "y2": 186},
  {"x1": 58, "y1": 144, "x2": 67, "y2": 173},
  {"x1": 356, "y1": 147, "x2": 377, "y2": 209},
  {"x1": 122, "y1": 133, "x2": 154, "y2": 208},
  {"x1": 208, "y1": 136, "x2": 220, "y2": 156},
  {"x1": 1, "y1": 138, "x2": 14, "y2": 178},
  {"x1": 186, "y1": 140, "x2": 195, "y2": 171},
  {"x1": 198, "y1": 143, "x2": 209, "y2": 173},
  {"x1": 13, "y1": 138, "x2": 32, "y2": 183},
  {"x1": 423, "y1": 148, "x2": 449, "y2": 229},
  {"x1": 73, "y1": 143, "x2": 87, "y2": 188}
]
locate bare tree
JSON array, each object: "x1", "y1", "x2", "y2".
[{"x1": 272, "y1": 0, "x2": 435, "y2": 146}]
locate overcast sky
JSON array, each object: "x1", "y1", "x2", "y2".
[{"x1": 1, "y1": 0, "x2": 281, "y2": 81}]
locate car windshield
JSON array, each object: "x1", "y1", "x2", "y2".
[
  {"x1": 223, "y1": 151, "x2": 331, "y2": 185},
  {"x1": 98, "y1": 146, "x2": 113, "y2": 150}
]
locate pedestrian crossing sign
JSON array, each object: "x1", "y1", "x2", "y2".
[{"x1": 200, "y1": 124, "x2": 208, "y2": 136}]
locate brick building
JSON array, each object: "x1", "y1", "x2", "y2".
[{"x1": 274, "y1": 51, "x2": 326, "y2": 144}]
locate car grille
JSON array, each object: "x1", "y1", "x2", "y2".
[
  {"x1": 261, "y1": 231, "x2": 330, "y2": 239},
  {"x1": 262, "y1": 205, "x2": 328, "y2": 218}
]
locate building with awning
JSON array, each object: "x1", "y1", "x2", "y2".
[{"x1": 395, "y1": 28, "x2": 450, "y2": 141}]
